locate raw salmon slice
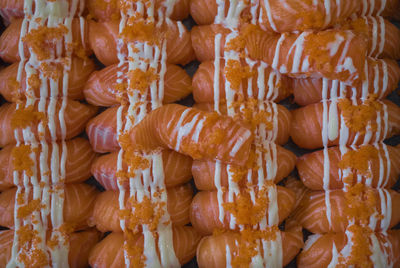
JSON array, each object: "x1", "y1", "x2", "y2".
[
  {"x1": 194, "y1": 101, "x2": 292, "y2": 145},
  {"x1": 290, "y1": 100, "x2": 400, "y2": 149},
  {"x1": 91, "y1": 184, "x2": 193, "y2": 232},
  {"x1": 86, "y1": 0, "x2": 190, "y2": 22},
  {"x1": 0, "y1": 228, "x2": 100, "y2": 268},
  {"x1": 293, "y1": 189, "x2": 400, "y2": 233},
  {"x1": 293, "y1": 58, "x2": 400, "y2": 106},
  {"x1": 196, "y1": 226, "x2": 303, "y2": 268},
  {"x1": 192, "y1": 60, "x2": 292, "y2": 104},
  {"x1": 0, "y1": 137, "x2": 96, "y2": 191},
  {"x1": 192, "y1": 144, "x2": 296, "y2": 191},
  {"x1": 0, "y1": 18, "x2": 91, "y2": 63},
  {"x1": 0, "y1": 100, "x2": 98, "y2": 147},
  {"x1": 88, "y1": 20, "x2": 195, "y2": 66},
  {"x1": 0, "y1": 57, "x2": 95, "y2": 101},
  {"x1": 0, "y1": 183, "x2": 98, "y2": 230},
  {"x1": 88, "y1": 225, "x2": 202, "y2": 267},
  {"x1": 129, "y1": 104, "x2": 253, "y2": 166},
  {"x1": 190, "y1": 186, "x2": 296, "y2": 235},
  {"x1": 83, "y1": 63, "x2": 192, "y2": 107},
  {"x1": 297, "y1": 143, "x2": 400, "y2": 190},
  {"x1": 0, "y1": 0, "x2": 85, "y2": 23},
  {"x1": 192, "y1": 24, "x2": 367, "y2": 86},
  {"x1": 297, "y1": 230, "x2": 400, "y2": 268},
  {"x1": 91, "y1": 149, "x2": 192, "y2": 191},
  {"x1": 342, "y1": 16, "x2": 400, "y2": 59},
  {"x1": 257, "y1": 0, "x2": 360, "y2": 33}
]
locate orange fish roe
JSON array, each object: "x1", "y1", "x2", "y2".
[
  {"x1": 17, "y1": 199, "x2": 44, "y2": 219},
  {"x1": 118, "y1": 132, "x2": 150, "y2": 177},
  {"x1": 225, "y1": 35, "x2": 246, "y2": 54},
  {"x1": 47, "y1": 235, "x2": 60, "y2": 250},
  {"x1": 124, "y1": 231, "x2": 146, "y2": 268},
  {"x1": 17, "y1": 225, "x2": 37, "y2": 245},
  {"x1": 17, "y1": 192, "x2": 25, "y2": 205},
  {"x1": 224, "y1": 60, "x2": 254, "y2": 91},
  {"x1": 115, "y1": 81, "x2": 127, "y2": 94},
  {"x1": 338, "y1": 145, "x2": 379, "y2": 177},
  {"x1": 338, "y1": 96, "x2": 382, "y2": 133},
  {"x1": 231, "y1": 98, "x2": 272, "y2": 132},
  {"x1": 58, "y1": 222, "x2": 75, "y2": 238},
  {"x1": 338, "y1": 225, "x2": 373, "y2": 268},
  {"x1": 39, "y1": 62, "x2": 64, "y2": 80},
  {"x1": 18, "y1": 248, "x2": 49, "y2": 268},
  {"x1": 230, "y1": 226, "x2": 278, "y2": 268},
  {"x1": 304, "y1": 31, "x2": 340, "y2": 74},
  {"x1": 27, "y1": 73, "x2": 41, "y2": 92},
  {"x1": 120, "y1": 21, "x2": 157, "y2": 44},
  {"x1": 344, "y1": 183, "x2": 377, "y2": 225},
  {"x1": 126, "y1": 195, "x2": 166, "y2": 234},
  {"x1": 179, "y1": 111, "x2": 226, "y2": 159},
  {"x1": 12, "y1": 145, "x2": 34, "y2": 176},
  {"x1": 11, "y1": 105, "x2": 47, "y2": 129},
  {"x1": 228, "y1": 148, "x2": 258, "y2": 184},
  {"x1": 229, "y1": 165, "x2": 249, "y2": 184},
  {"x1": 116, "y1": 170, "x2": 129, "y2": 185},
  {"x1": 127, "y1": 68, "x2": 158, "y2": 94},
  {"x1": 46, "y1": 223, "x2": 74, "y2": 249},
  {"x1": 22, "y1": 24, "x2": 68, "y2": 60},
  {"x1": 344, "y1": 18, "x2": 369, "y2": 35},
  {"x1": 223, "y1": 186, "x2": 269, "y2": 226}
]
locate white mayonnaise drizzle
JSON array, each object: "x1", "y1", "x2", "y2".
[
  {"x1": 8, "y1": 0, "x2": 81, "y2": 266},
  {"x1": 211, "y1": 1, "x2": 283, "y2": 266},
  {"x1": 318, "y1": 27, "x2": 392, "y2": 266},
  {"x1": 115, "y1": 0, "x2": 181, "y2": 267}
]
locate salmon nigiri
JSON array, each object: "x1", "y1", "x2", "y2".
[
  {"x1": 0, "y1": 183, "x2": 98, "y2": 230},
  {"x1": 83, "y1": 63, "x2": 192, "y2": 107},
  {"x1": 297, "y1": 229, "x2": 400, "y2": 268},
  {"x1": 192, "y1": 25, "x2": 366, "y2": 86},
  {"x1": 189, "y1": 0, "x2": 256, "y2": 25},
  {"x1": 0, "y1": 18, "x2": 91, "y2": 63},
  {"x1": 86, "y1": 0, "x2": 189, "y2": 22},
  {"x1": 192, "y1": 60, "x2": 292, "y2": 104},
  {"x1": 194, "y1": 101, "x2": 292, "y2": 145},
  {"x1": 291, "y1": 100, "x2": 400, "y2": 150},
  {"x1": 197, "y1": 226, "x2": 304, "y2": 268},
  {"x1": 91, "y1": 149, "x2": 192, "y2": 191},
  {"x1": 0, "y1": 0, "x2": 85, "y2": 24},
  {"x1": 129, "y1": 104, "x2": 253, "y2": 166},
  {"x1": 0, "y1": 228, "x2": 100, "y2": 268},
  {"x1": 91, "y1": 184, "x2": 193, "y2": 232},
  {"x1": 89, "y1": 226, "x2": 202, "y2": 267},
  {"x1": 86, "y1": 106, "x2": 120, "y2": 153},
  {"x1": 87, "y1": 0, "x2": 190, "y2": 22},
  {"x1": 0, "y1": 137, "x2": 96, "y2": 191},
  {"x1": 0, "y1": 58, "x2": 96, "y2": 101},
  {"x1": 192, "y1": 144, "x2": 296, "y2": 191},
  {"x1": 88, "y1": 20, "x2": 194, "y2": 66},
  {"x1": 293, "y1": 58, "x2": 400, "y2": 106},
  {"x1": 342, "y1": 16, "x2": 400, "y2": 59},
  {"x1": 358, "y1": 0, "x2": 400, "y2": 20},
  {"x1": 190, "y1": 186, "x2": 295, "y2": 235},
  {"x1": 0, "y1": 100, "x2": 98, "y2": 147},
  {"x1": 297, "y1": 144, "x2": 400, "y2": 190},
  {"x1": 293, "y1": 189, "x2": 400, "y2": 234},
  {"x1": 244, "y1": 27, "x2": 367, "y2": 86},
  {"x1": 257, "y1": 0, "x2": 360, "y2": 33}
]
